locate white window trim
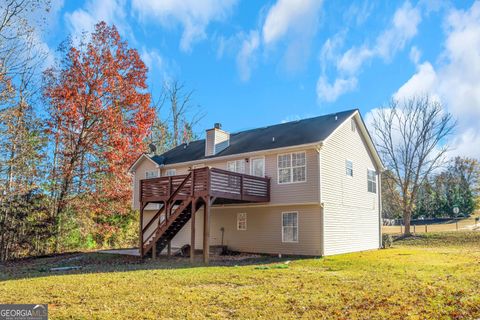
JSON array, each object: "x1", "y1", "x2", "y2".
[
  {"x1": 227, "y1": 159, "x2": 246, "y2": 174},
  {"x1": 281, "y1": 211, "x2": 299, "y2": 243},
  {"x1": 351, "y1": 118, "x2": 356, "y2": 132},
  {"x1": 237, "y1": 212, "x2": 247, "y2": 231},
  {"x1": 367, "y1": 168, "x2": 377, "y2": 193},
  {"x1": 164, "y1": 168, "x2": 176, "y2": 176},
  {"x1": 250, "y1": 156, "x2": 265, "y2": 177},
  {"x1": 345, "y1": 159, "x2": 353, "y2": 177},
  {"x1": 277, "y1": 151, "x2": 307, "y2": 184}
]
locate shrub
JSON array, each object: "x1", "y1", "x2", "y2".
[{"x1": 382, "y1": 234, "x2": 393, "y2": 248}]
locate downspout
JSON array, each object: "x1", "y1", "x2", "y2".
[
  {"x1": 315, "y1": 143, "x2": 325, "y2": 256},
  {"x1": 378, "y1": 170, "x2": 383, "y2": 248}
]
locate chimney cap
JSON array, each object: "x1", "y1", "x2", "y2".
[{"x1": 214, "y1": 122, "x2": 222, "y2": 129}]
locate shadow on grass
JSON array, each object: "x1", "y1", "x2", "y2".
[{"x1": 0, "y1": 251, "x2": 314, "y2": 282}]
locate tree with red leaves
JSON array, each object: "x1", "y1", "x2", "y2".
[{"x1": 44, "y1": 22, "x2": 155, "y2": 250}]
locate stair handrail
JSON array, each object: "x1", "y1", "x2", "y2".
[
  {"x1": 142, "y1": 204, "x2": 165, "y2": 234},
  {"x1": 142, "y1": 172, "x2": 192, "y2": 247},
  {"x1": 165, "y1": 172, "x2": 192, "y2": 210}
]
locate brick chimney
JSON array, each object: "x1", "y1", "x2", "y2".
[{"x1": 205, "y1": 123, "x2": 230, "y2": 156}]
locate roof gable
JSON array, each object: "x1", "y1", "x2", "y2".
[{"x1": 128, "y1": 153, "x2": 160, "y2": 173}]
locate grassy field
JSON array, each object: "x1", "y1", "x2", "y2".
[
  {"x1": 1, "y1": 232, "x2": 480, "y2": 319},
  {"x1": 382, "y1": 215, "x2": 479, "y2": 234}
]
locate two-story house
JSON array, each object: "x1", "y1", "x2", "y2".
[{"x1": 129, "y1": 109, "x2": 383, "y2": 263}]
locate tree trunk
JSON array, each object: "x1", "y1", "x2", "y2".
[{"x1": 403, "y1": 207, "x2": 412, "y2": 236}]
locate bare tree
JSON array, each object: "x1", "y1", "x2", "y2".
[
  {"x1": 371, "y1": 96, "x2": 456, "y2": 235},
  {"x1": 148, "y1": 80, "x2": 204, "y2": 153}
]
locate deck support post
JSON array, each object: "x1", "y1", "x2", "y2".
[
  {"x1": 190, "y1": 199, "x2": 196, "y2": 263},
  {"x1": 167, "y1": 240, "x2": 171, "y2": 256},
  {"x1": 139, "y1": 203, "x2": 144, "y2": 258},
  {"x1": 152, "y1": 241, "x2": 156, "y2": 258},
  {"x1": 203, "y1": 196, "x2": 211, "y2": 265}
]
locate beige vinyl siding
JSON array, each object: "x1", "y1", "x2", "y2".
[
  {"x1": 205, "y1": 129, "x2": 230, "y2": 156},
  {"x1": 171, "y1": 204, "x2": 322, "y2": 256},
  {"x1": 321, "y1": 115, "x2": 380, "y2": 255},
  {"x1": 132, "y1": 159, "x2": 159, "y2": 211},
  {"x1": 205, "y1": 130, "x2": 215, "y2": 156}
]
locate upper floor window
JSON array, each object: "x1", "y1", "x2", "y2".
[
  {"x1": 145, "y1": 170, "x2": 159, "y2": 179},
  {"x1": 346, "y1": 160, "x2": 353, "y2": 177},
  {"x1": 282, "y1": 211, "x2": 298, "y2": 242},
  {"x1": 165, "y1": 169, "x2": 176, "y2": 176},
  {"x1": 227, "y1": 159, "x2": 246, "y2": 173},
  {"x1": 250, "y1": 157, "x2": 265, "y2": 177},
  {"x1": 278, "y1": 152, "x2": 306, "y2": 184},
  {"x1": 351, "y1": 118, "x2": 356, "y2": 132},
  {"x1": 237, "y1": 212, "x2": 247, "y2": 231},
  {"x1": 367, "y1": 169, "x2": 377, "y2": 193}
]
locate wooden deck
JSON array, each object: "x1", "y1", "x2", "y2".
[
  {"x1": 140, "y1": 167, "x2": 270, "y2": 205},
  {"x1": 139, "y1": 167, "x2": 270, "y2": 262}
]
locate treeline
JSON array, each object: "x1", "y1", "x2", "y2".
[
  {"x1": 0, "y1": 1, "x2": 201, "y2": 261},
  {"x1": 382, "y1": 157, "x2": 480, "y2": 220}
]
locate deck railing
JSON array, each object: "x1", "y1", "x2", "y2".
[{"x1": 140, "y1": 167, "x2": 270, "y2": 204}]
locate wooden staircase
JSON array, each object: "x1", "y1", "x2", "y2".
[{"x1": 141, "y1": 172, "x2": 200, "y2": 257}]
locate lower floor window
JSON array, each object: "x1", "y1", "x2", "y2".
[
  {"x1": 282, "y1": 212, "x2": 298, "y2": 242},
  {"x1": 237, "y1": 212, "x2": 247, "y2": 230}
]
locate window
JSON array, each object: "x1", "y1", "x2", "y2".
[
  {"x1": 351, "y1": 118, "x2": 356, "y2": 132},
  {"x1": 278, "y1": 152, "x2": 306, "y2": 184},
  {"x1": 368, "y1": 169, "x2": 377, "y2": 193},
  {"x1": 145, "y1": 170, "x2": 159, "y2": 179},
  {"x1": 346, "y1": 160, "x2": 353, "y2": 177},
  {"x1": 282, "y1": 212, "x2": 298, "y2": 242},
  {"x1": 237, "y1": 213, "x2": 247, "y2": 231},
  {"x1": 251, "y1": 157, "x2": 265, "y2": 177},
  {"x1": 165, "y1": 169, "x2": 176, "y2": 176},
  {"x1": 227, "y1": 159, "x2": 246, "y2": 173}
]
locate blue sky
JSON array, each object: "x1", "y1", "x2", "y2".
[{"x1": 41, "y1": 0, "x2": 480, "y2": 158}]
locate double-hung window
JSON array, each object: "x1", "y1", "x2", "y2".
[
  {"x1": 164, "y1": 169, "x2": 176, "y2": 176},
  {"x1": 282, "y1": 212, "x2": 298, "y2": 242},
  {"x1": 145, "y1": 170, "x2": 159, "y2": 179},
  {"x1": 278, "y1": 152, "x2": 306, "y2": 184},
  {"x1": 345, "y1": 160, "x2": 353, "y2": 177},
  {"x1": 367, "y1": 169, "x2": 377, "y2": 193},
  {"x1": 237, "y1": 213, "x2": 247, "y2": 231},
  {"x1": 227, "y1": 159, "x2": 246, "y2": 173},
  {"x1": 251, "y1": 157, "x2": 265, "y2": 177}
]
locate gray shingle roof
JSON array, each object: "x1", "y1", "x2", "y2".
[{"x1": 151, "y1": 109, "x2": 357, "y2": 166}]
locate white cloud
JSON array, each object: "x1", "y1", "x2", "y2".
[
  {"x1": 64, "y1": 0, "x2": 127, "y2": 41},
  {"x1": 343, "y1": 1, "x2": 374, "y2": 26},
  {"x1": 131, "y1": 0, "x2": 237, "y2": 52},
  {"x1": 375, "y1": 1, "x2": 421, "y2": 60},
  {"x1": 317, "y1": 1, "x2": 422, "y2": 102},
  {"x1": 337, "y1": 46, "x2": 373, "y2": 74},
  {"x1": 141, "y1": 48, "x2": 163, "y2": 71},
  {"x1": 236, "y1": 31, "x2": 260, "y2": 82},
  {"x1": 409, "y1": 46, "x2": 421, "y2": 64},
  {"x1": 218, "y1": 0, "x2": 323, "y2": 81},
  {"x1": 394, "y1": 62, "x2": 438, "y2": 101},
  {"x1": 316, "y1": 76, "x2": 357, "y2": 102},
  {"x1": 262, "y1": 0, "x2": 322, "y2": 45},
  {"x1": 262, "y1": 0, "x2": 323, "y2": 73},
  {"x1": 392, "y1": 1, "x2": 480, "y2": 159}
]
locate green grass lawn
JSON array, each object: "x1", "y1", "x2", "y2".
[{"x1": 1, "y1": 232, "x2": 480, "y2": 319}]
